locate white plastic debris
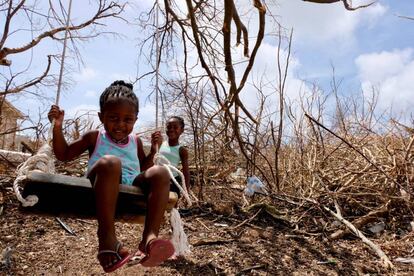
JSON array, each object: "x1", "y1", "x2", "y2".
[
  {"x1": 244, "y1": 176, "x2": 267, "y2": 196},
  {"x1": 368, "y1": 221, "x2": 385, "y2": 234}
]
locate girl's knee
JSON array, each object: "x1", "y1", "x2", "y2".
[
  {"x1": 148, "y1": 165, "x2": 170, "y2": 182},
  {"x1": 96, "y1": 155, "x2": 122, "y2": 171},
  {"x1": 156, "y1": 165, "x2": 170, "y2": 179}
]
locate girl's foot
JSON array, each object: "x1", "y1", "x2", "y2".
[
  {"x1": 138, "y1": 238, "x2": 175, "y2": 267},
  {"x1": 97, "y1": 241, "x2": 131, "y2": 273}
]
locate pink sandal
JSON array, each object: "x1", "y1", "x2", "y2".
[
  {"x1": 97, "y1": 241, "x2": 131, "y2": 273},
  {"x1": 139, "y1": 239, "x2": 175, "y2": 267}
]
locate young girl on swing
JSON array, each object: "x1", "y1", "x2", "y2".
[
  {"x1": 159, "y1": 116, "x2": 190, "y2": 195},
  {"x1": 48, "y1": 80, "x2": 174, "y2": 272}
]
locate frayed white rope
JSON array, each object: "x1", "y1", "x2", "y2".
[
  {"x1": 170, "y1": 208, "x2": 191, "y2": 256},
  {"x1": 13, "y1": 144, "x2": 55, "y2": 207},
  {"x1": 153, "y1": 153, "x2": 197, "y2": 205},
  {"x1": 153, "y1": 152, "x2": 197, "y2": 256}
]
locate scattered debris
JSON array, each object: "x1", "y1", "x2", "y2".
[
  {"x1": 244, "y1": 176, "x2": 267, "y2": 196},
  {"x1": 324, "y1": 200, "x2": 394, "y2": 269},
  {"x1": 55, "y1": 217, "x2": 76, "y2": 236},
  {"x1": 244, "y1": 202, "x2": 290, "y2": 225},
  {"x1": 1, "y1": 247, "x2": 13, "y2": 270},
  {"x1": 395, "y1": 258, "x2": 414, "y2": 264},
  {"x1": 236, "y1": 264, "x2": 267, "y2": 275},
  {"x1": 229, "y1": 168, "x2": 245, "y2": 182},
  {"x1": 368, "y1": 221, "x2": 386, "y2": 235},
  {"x1": 317, "y1": 259, "x2": 337, "y2": 265},
  {"x1": 193, "y1": 238, "x2": 235, "y2": 247},
  {"x1": 213, "y1": 223, "x2": 229, "y2": 227}
]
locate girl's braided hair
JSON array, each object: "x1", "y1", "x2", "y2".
[{"x1": 99, "y1": 80, "x2": 139, "y2": 113}]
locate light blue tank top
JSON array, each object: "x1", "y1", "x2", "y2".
[
  {"x1": 159, "y1": 141, "x2": 181, "y2": 176},
  {"x1": 87, "y1": 131, "x2": 141, "y2": 185}
]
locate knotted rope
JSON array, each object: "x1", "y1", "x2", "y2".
[
  {"x1": 13, "y1": 0, "x2": 73, "y2": 207},
  {"x1": 154, "y1": 153, "x2": 193, "y2": 205},
  {"x1": 153, "y1": 152, "x2": 197, "y2": 256}
]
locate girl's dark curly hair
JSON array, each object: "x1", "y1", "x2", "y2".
[
  {"x1": 99, "y1": 80, "x2": 139, "y2": 114},
  {"x1": 168, "y1": 116, "x2": 185, "y2": 129}
]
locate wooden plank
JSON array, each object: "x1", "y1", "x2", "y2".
[
  {"x1": 21, "y1": 171, "x2": 178, "y2": 224},
  {"x1": 26, "y1": 171, "x2": 146, "y2": 195}
]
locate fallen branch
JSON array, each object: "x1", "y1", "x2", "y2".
[
  {"x1": 244, "y1": 202, "x2": 291, "y2": 225},
  {"x1": 324, "y1": 200, "x2": 394, "y2": 269},
  {"x1": 330, "y1": 200, "x2": 390, "y2": 240},
  {"x1": 193, "y1": 238, "x2": 235, "y2": 247},
  {"x1": 231, "y1": 208, "x2": 261, "y2": 230},
  {"x1": 196, "y1": 218, "x2": 211, "y2": 230},
  {"x1": 55, "y1": 217, "x2": 76, "y2": 236},
  {"x1": 236, "y1": 264, "x2": 267, "y2": 275}
]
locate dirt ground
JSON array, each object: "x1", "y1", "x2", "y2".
[{"x1": 1, "y1": 175, "x2": 414, "y2": 275}]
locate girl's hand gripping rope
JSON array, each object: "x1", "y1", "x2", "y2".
[
  {"x1": 48, "y1": 105, "x2": 65, "y2": 127},
  {"x1": 150, "y1": 131, "x2": 163, "y2": 152}
]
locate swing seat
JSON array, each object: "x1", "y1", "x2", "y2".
[{"x1": 21, "y1": 171, "x2": 178, "y2": 224}]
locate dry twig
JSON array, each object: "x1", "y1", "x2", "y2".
[
  {"x1": 330, "y1": 200, "x2": 390, "y2": 240},
  {"x1": 325, "y1": 200, "x2": 394, "y2": 269}
]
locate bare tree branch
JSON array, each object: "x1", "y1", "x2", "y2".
[
  {"x1": 397, "y1": 14, "x2": 414, "y2": 21},
  {"x1": 0, "y1": 1, "x2": 124, "y2": 65},
  {"x1": 0, "y1": 55, "x2": 52, "y2": 96},
  {"x1": 303, "y1": 0, "x2": 376, "y2": 11}
]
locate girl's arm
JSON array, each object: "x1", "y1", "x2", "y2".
[
  {"x1": 53, "y1": 130, "x2": 97, "y2": 161},
  {"x1": 179, "y1": 146, "x2": 190, "y2": 191},
  {"x1": 136, "y1": 131, "x2": 162, "y2": 170},
  {"x1": 136, "y1": 136, "x2": 149, "y2": 170},
  {"x1": 48, "y1": 105, "x2": 96, "y2": 161}
]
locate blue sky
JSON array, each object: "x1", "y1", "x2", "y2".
[{"x1": 2, "y1": 0, "x2": 414, "y2": 135}]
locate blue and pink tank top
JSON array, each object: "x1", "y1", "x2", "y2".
[
  {"x1": 87, "y1": 131, "x2": 140, "y2": 185},
  {"x1": 159, "y1": 141, "x2": 181, "y2": 177}
]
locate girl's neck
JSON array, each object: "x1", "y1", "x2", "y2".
[
  {"x1": 109, "y1": 135, "x2": 129, "y2": 145},
  {"x1": 168, "y1": 139, "x2": 179, "y2": 146}
]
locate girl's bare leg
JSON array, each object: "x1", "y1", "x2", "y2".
[
  {"x1": 90, "y1": 155, "x2": 129, "y2": 268},
  {"x1": 134, "y1": 165, "x2": 170, "y2": 251}
]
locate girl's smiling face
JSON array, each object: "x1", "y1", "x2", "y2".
[
  {"x1": 99, "y1": 99, "x2": 137, "y2": 143},
  {"x1": 166, "y1": 118, "x2": 184, "y2": 142}
]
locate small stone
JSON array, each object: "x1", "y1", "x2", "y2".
[
  {"x1": 246, "y1": 229, "x2": 260, "y2": 239},
  {"x1": 4, "y1": 235, "x2": 13, "y2": 241},
  {"x1": 259, "y1": 228, "x2": 273, "y2": 240}
]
